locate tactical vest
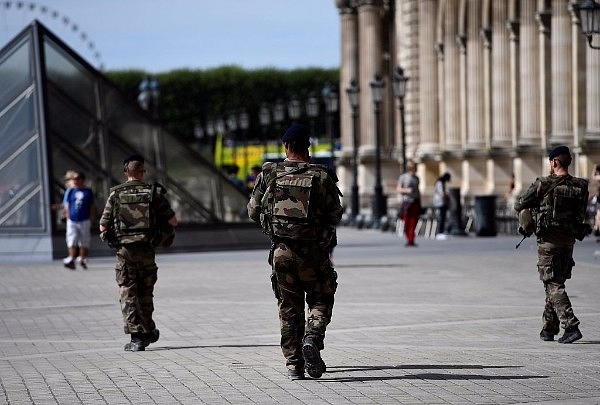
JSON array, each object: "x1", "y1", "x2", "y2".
[
  {"x1": 536, "y1": 175, "x2": 589, "y2": 236},
  {"x1": 260, "y1": 163, "x2": 323, "y2": 241}
]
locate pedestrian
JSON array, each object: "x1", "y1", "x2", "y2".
[
  {"x1": 63, "y1": 171, "x2": 95, "y2": 269},
  {"x1": 397, "y1": 160, "x2": 421, "y2": 247},
  {"x1": 433, "y1": 172, "x2": 451, "y2": 240},
  {"x1": 592, "y1": 165, "x2": 600, "y2": 237},
  {"x1": 247, "y1": 123, "x2": 343, "y2": 380},
  {"x1": 99, "y1": 154, "x2": 178, "y2": 352},
  {"x1": 514, "y1": 146, "x2": 590, "y2": 344}
]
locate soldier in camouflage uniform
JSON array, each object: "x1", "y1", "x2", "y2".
[
  {"x1": 248, "y1": 124, "x2": 343, "y2": 380},
  {"x1": 99, "y1": 155, "x2": 178, "y2": 352},
  {"x1": 514, "y1": 146, "x2": 589, "y2": 344}
]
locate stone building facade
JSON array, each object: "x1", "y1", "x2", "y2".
[{"x1": 334, "y1": 0, "x2": 600, "y2": 216}]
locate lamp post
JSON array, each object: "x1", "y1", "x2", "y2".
[
  {"x1": 239, "y1": 110, "x2": 250, "y2": 180},
  {"x1": 370, "y1": 73, "x2": 386, "y2": 227},
  {"x1": 194, "y1": 121, "x2": 204, "y2": 152},
  {"x1": 392, "y1": 66, "x2": 409, "y2": 173},
  {"x1": 259, "y1": 104, "x2": 270, "y2": 159},
  {"x1": 287, "y1": 96, "x2": 302, "y2": 124},
  {"x1": 305, "y1": 94, "x2": 319, "y2": 157},
  {"x1": 206, "y1": 119, "x2": 216, "y2": 164},
  {"x1": 322, "y1": 83, "x2": 339, "y2": 169},
  {"x1": 577, "y1": 0, "x2": 600, "y2": 49},
  {"x1": 346, "y1": 79, "x2": 360, "y2": 221},
  {"x1": 226, "y1": 113, "x2": 238, "y2": 167},
  {"x1": 138, "y1": 76, "x2": 162, "y2": 174},
  {"x1": 273, "y1": 100, "x2": 286, "y2": 159},
  {"x1": 137, "y1": 76, "x2": 160, "y2": 118},
  {"x1": 215, "y1": 118, "x2": 226, "y2": 169}
]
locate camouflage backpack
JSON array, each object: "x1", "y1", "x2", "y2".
[
  {"x1": 260, "y1": 162, "x2": 323, "y2": 241},
  {"x1": 537, "y1": 175, "x2": 589, "y2": 238},
  {"x1": 111, "y1": 182, "x2": 174, "y2": 247}
]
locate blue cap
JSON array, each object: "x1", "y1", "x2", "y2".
[
  {"x1": 123, "y1": 154, "x2": 145, "y2": 165},
  {"x1": 281, "y1": 124, "x2": 311, "y2": 149},
  {"x1": 548, "y1": 146, "x2": 570, "y2": 160}
]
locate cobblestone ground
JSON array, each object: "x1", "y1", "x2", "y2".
[{"x1": 0, "y1": 228, "x2": 599, "y2": 404}]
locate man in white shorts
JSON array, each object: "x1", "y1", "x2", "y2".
[{"x1": 63, "y1": 171, "x2": 95, "y2": 269}]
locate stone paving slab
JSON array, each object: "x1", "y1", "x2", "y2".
[{"x1": 0, "y1": 228, "x2": 599, "y2": 404}]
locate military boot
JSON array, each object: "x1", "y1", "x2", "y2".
[
  {"x1": 558, "y1": 326, "x2": 582, "y2": 344},
  {"x1": 302, "y1": 337, "x2": 326, "y2": 379},
  {"x1": 539, "y1": 329, "x2": 555, "y2": 341},
  {"x1": 124, "y1": 333, "x2": 146, "y2": 352},
  {"x1": 142, "y1": 329, "x2": 160, "y2": 346}
]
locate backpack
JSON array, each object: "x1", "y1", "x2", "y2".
[
  {"x1": 260, "y1": 163, "x2": 322, "y2": 241},
  {"x1": 111, "y1": 182, "x2": 174, "y2": 247},
  {"x1": 537, "y1": 176, "x2": 589, "y2": 238}
]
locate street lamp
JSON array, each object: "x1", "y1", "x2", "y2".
[
  {"x1": 259, "y1": 104, "x2": 270, "y2": 158},
  {"x1": 206, "y1": 119, "x2": 216, "y2": 164},
  {"x1": 287, "y1": 97, "x2": 302, "y2": 124},
  {"x1": 215, "y1": 118, "x2": 226, "y2": 169},
  {"x1": 322, "y1": 82, "x2": 339, "y2": 169},
  {"x1": 392, "y1": 66, "x2": 409, "y2": 173},
  {"x1": 226, "y1": 113, "x2": 238, "y2": 168},
  {"x1": 346, "y1": 78, "x2": 360, "y2": 221},
  {"x1": 370, "y1": 73, "x2": 386, "y2": 227},
  {"x1": 577, "y1": 0, "x2": 600, "y2": 49},
  {"x1": 305, "y1": 94, "x2": 319, "y2": 157},
  {"x1": 273, "y1": 100, "x2": 286, "y2": 158},
  {"x1": 239, "y1": 110, "x2": 250, "y2": 180},
  {"x1": 137, "y1": 76, "x2": 160, "y2": 119},
  {"x1": 194, "y1": 121, "x2": 204, "y2": 151}
]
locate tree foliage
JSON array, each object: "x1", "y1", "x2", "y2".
[{"x1": 105, "y1": 66, "x2": 339, "y2": 143}]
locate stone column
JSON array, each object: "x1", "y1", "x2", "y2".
[
  {"x1": 357, "y1": 0, "x2": 383, "y2": 151},
  {"x1": 336, "y1": 1, "x2": 359, "y2": 208},
  {"x1": 443, "y1": 0, "x2": 461, "y2": 151},
  {"x1": 518, "y1": 0, "x2": 542, "y2": 147},
  {"x1": 549, "y1": 0, "x2": 573, "y2": 146},
  {"x1": 417, "y1": 0, "x2": 439, "y2": 155},
  {"x1": 491, "y1": 1, "x2": 512, "y2": 148},
  {"x1": 585, "y1": 27, "x2": 600, "y2": 141},
  {"x1": 465, "y1": 0, "x2": 485, "y2": 150}
]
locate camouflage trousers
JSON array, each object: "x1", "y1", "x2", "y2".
[
  {"x1": 271, "y1": 241, "x2": 337, "y2": 371},
  {"x1": 115, "y1": 243, "x2": 158, "y2": 334},
  {"x1": 537, "y1": 238, "x2": 579, "y2": 333}
]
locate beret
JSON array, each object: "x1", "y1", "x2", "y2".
[
  {"x1": 123, "y1": 154, "x2": 145, "y2": 165},
  {"x1": 282, "y1": 124, "x2": 311, "y2": 149},
  {"x1": 548, "y1": 146, "x2": 570, "y2": 160}
]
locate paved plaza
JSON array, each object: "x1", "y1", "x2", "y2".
[{"x1": 0, "y1": 227, "x2": 599, "y2": 404}]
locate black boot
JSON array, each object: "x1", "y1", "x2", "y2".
[
  {"x1": 558, "y1": 326, "x2": 582, "y2": 344},
  {"x1": 124, "y1": 333, "x2": 146, "y2": 352}
]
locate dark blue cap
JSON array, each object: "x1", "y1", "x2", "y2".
[
  {"x1": 123, "y1": 154, "x2": 144, "y2": 165},
  {"x1": 281, "y1": 124, "x2": 311, "y2": 149},
  {"x1": 548, "y1": 146, "x2": 570, "y2": 160}
]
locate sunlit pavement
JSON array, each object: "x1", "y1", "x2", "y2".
[{"x1": 0, "y1": 227, "x2": 599, "y2": 404}]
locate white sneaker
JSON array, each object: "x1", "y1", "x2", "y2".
[{"x1": 435, "y1": 234, "x2": 448, "y2": 240}]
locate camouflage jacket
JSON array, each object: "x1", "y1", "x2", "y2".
[
  {"x1": 247, "y1": 160, "x2": 343, "y2": 247},
  {"x1": 99, "y1": 180, "x2": 175, "y2": 245}
]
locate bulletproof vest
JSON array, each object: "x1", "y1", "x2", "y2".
[
  {"x1": 537, "y1": 176, "x2": 588, "y2": 236},
  {"x1": 260, "y1": 162, "x2": 322, "y2": 241},
  {"x1": 111, "y1": 182, "x2": 154, "y2": 244}
]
